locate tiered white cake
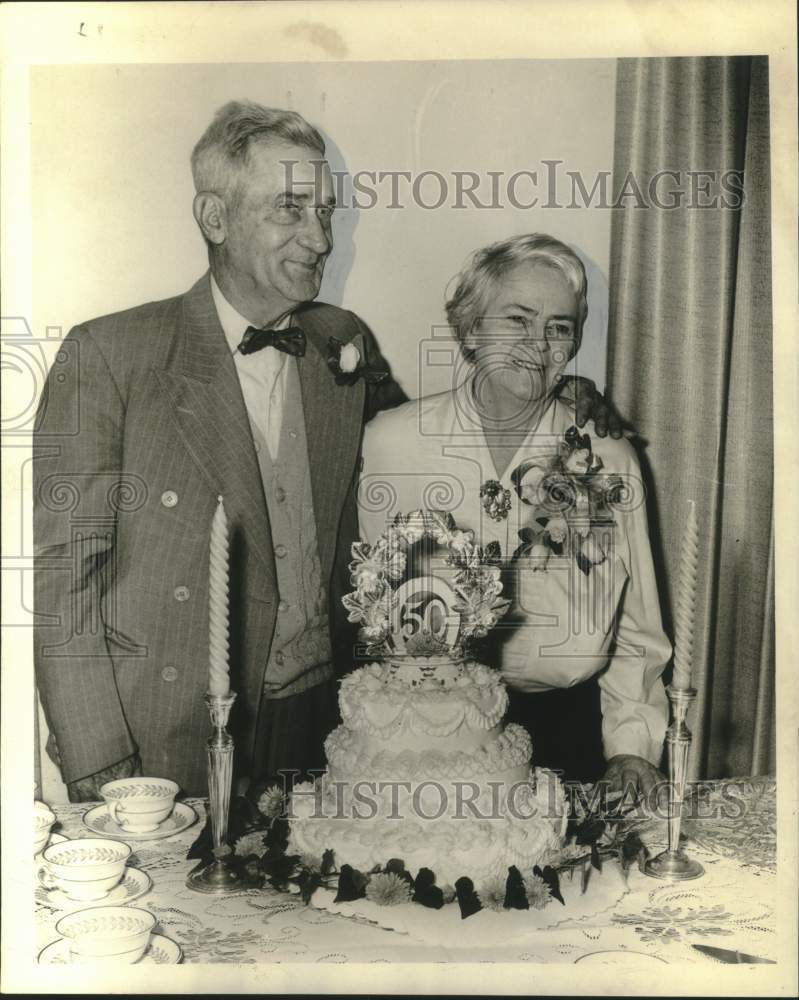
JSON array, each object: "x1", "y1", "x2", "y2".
[
  {"x1": 287, "y1": 653, "x2": 567, "y2": 887},
  {"x1": 287, "y1": 510, "x2": 567, "y2": 892}
]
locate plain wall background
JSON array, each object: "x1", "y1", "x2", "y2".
[{"x1": 31, "y1": 59, "x2": 616, "y2": 395}]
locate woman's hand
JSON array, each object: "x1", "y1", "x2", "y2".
[
  {"x1": 602, "y1": 753, "x2": 665, "y2": 801},
  {"x1": 555, "y1": 375, "x2": 627, "y2": 438}
]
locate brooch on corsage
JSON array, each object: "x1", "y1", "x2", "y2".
[
  {"x1": 326, "y1": 337, "x2": 389, "y2": 386},
  {"x1": 479, "y1": 479, "x2": 512, "y2": 521},
  {"x1": 512, "y1": 426, "x2": 623, "y2": 576}
]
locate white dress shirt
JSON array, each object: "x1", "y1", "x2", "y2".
[
  {"x1": 211, "y1": 275, "x2": 291, "y2": 461},
  {"x1": 359, "y1": 379, "x2": 670, "y2": 765}
]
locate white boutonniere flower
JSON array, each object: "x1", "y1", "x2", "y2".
[
  {"x1": 339, "y1": 342, "x2": 360, "y2": 373},
  {"x1": 326, "y1": 336, "x2": 389, "y2": 385}
]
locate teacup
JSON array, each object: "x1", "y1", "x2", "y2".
[
  {"x1": 56, "y1": 905, "x2": 156, "y2": 965},
  {"x1": 101, "y1": 777, "x2": 179, "y2": 833},
  {"x1": 34, "y1": 801, "x2": 56, "y2": 856},
  {"x1": 39, "y1": 837, "x2": 130, "y2": 901}
]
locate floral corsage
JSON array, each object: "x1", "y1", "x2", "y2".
[
  {"x1": 327, "y1": 336, "x2": 389, "y2": 386},
  {"x1": 512, "y1": 425, "x2": 624, "y2": 576}
]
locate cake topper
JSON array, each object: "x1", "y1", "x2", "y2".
[{"x1": 342, "y1": 509, "x2": 510, "y2": 657}]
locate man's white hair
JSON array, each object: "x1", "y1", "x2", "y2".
[{"x1": 191, "y1": 99, "x2": 326, "y2": 204}]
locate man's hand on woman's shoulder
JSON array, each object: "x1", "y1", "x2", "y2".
[{"x1": 555, "y1": 374, "x2": 628, "y2": 439}]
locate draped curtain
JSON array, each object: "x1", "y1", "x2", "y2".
[{"x1": 608, "y1": 57, "x2": 774, "y2": 779}]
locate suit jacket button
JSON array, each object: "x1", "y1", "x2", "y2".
[
  {"x1": 274, "y1": 651, "x2": 285, "y2": 666},
  {"x1": 275, "y1": 487, "x2": 286, "y2": 503},
  {"x1": 274, "y1": 544, "x2": 287, "y2": 558},
  {"x1": 278, "y1": 600, "x2": 289, "y2": 612},
  {"x1": 161, "y1": 665, "x2": 179, "y2": 682},
  {"x1": 174, "y1": 586, "x2": 190, "y2": 602},
  {"x1": 161, "y1": 490, "x2": 178, "y2": 508}
]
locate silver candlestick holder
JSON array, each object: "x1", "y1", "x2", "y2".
[
  {"x1": 644, "y1": 684, "x2": 705, "y2": 880},
  {"x1": 186, "y1": 691, "x2": 261, "y2": 894}
]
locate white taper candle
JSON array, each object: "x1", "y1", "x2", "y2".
[
  {"x1": 672, "y1": 499, "x2": 698, "y2": 690},
  {"x1": 208, "y1": 495, "x2": 230, "y2": 696}
]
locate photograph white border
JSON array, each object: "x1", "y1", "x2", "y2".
[{"x1": 2, "y1": 1, "x2": 796, "y2": 994}]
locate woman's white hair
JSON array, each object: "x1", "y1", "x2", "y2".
[
  {"x1": 191, "y1": 100, "x2": 326, "y2": 205},
  {"x1": 445, "y1": 233, "x2": 589, "y2": 361}
]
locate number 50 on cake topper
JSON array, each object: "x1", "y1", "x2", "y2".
[{"x1": 393, "y1": 576, "x2": 460, "y2": 653}]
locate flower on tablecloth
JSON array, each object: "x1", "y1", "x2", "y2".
[
  {"x1": 441, "y1": 883, "x2": 456, "y2": 904},
  {"x1": 234, "y1": 831, "x2": 268, "y2": 858},
  {"x1": 257, "y1": 785, "x2": 286, "y2": 820},
  {"x1": 525, "y1": 874, "x2": 553, "y2": 910},
  {"x1": 364, "y1": 871, "x2": 413, "y2": 906},
  {"x1": 477, "y1": 874, "x2": 507, "y2": 912}
]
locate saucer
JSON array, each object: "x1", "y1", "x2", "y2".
[
  {"x1": 35, "y1": 831, "x2": 67, "y2": 863},
  {"x1": 38, "y1": 931, "x2": 182, "y2": 965},
  {"x1": 36, "y1": 865, "x2": 152, "y2": 912},
  {"x1": 83, "y1": 801, "x2": 197, "y2": 841}
]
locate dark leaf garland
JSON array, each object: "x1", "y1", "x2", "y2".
[
  {"x1": 334, "y1": 864, "x2": 368, "y2": 903},
  {"x1": 533, "y1": 865, "x2": 565, "y2": 906},
  {"x1": 185, "y1": 782, "x2": 654, "y2": 917},
  {"x1": 454, "y1": 876, "x2": 482, "y2": 919},
  {"x1": 412, "y1": 868, "x2": 445, "y2": 909},
  {"x1": 296, "y1": 867, "x2": 323, "y2": 904},
  {"x1": 503, "y1": 866, "x2": 529, "y2": 910},
  {"x1": 385, "y1": 858, "x2": 415, "y2": 888}
]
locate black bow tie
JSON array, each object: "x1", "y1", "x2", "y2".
[{"x1": 238, "y1": 325, "x2": 307, "y2": 357}]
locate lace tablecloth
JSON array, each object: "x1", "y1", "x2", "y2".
[{"x1": 35, "y1": 778, "x2": 777, "y2": 966}]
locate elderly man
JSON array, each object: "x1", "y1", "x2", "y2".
[{"x1": 34, "y1": 100, "x2": 619, "y2": 801}]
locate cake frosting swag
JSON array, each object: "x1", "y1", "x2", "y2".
[
  {"x1": 287, "y1": 509, "x2": 567, "y2": 891},
  {"x1": 287, "y1": 655, "x2": 567, "y2": 886}
]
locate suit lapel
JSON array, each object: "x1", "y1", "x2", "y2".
[
  {"x1": 294, "y1": 308, "x2": 365, "y2": 579},
  {"x1": 153, "y1": 274, "x2": 276, "y2": 599},
  {"x1": 154, "y1": 281, "x2": 364, "y2": 598}
]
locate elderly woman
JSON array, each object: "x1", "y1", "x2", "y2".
[{"x1": 359, "y1": 233, "x2": 669, "y2": 793}]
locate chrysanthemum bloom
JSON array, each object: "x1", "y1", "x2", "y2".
[
  {"x1": 477, "y1": 874, "x2": 508, "y2": 912},
  {"x1": 258, "y1": 784, "x2": 285, "y2": 819},
  {"x1": 525, "y1": 874, "x2": 552, "y2": 910},
  {"x1": 234, "y1": 831, "x2": 267, "y2": 857},
  {"x1": 364, "y1": 871, "x2": 413, "y2": 906}
]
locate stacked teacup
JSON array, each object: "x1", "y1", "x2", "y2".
[
  {"x1": 55, "y1": 906, "x2": 156, "y2": 965},
  {"x1": 100, "y1": 777, "x2": 179, "y2": 835},
  {"x1": 38, "y1": 838, "x2": 132, "y2": 903},
  {"x1": 34, "y1": 800, "x2": 56, "y2": 857}
]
